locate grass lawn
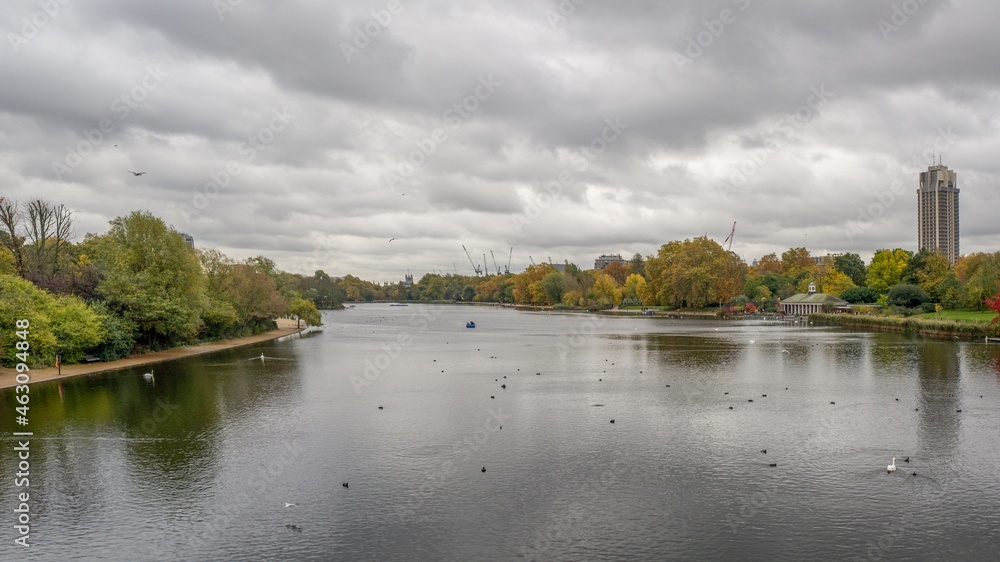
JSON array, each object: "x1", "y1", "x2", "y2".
[{"x1": 911, "y1": 309, "x2": 998, "y2": 323}]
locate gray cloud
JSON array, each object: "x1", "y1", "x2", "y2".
[{"x1": 1, "y1": 0, "x2": 998, "y2": 280}]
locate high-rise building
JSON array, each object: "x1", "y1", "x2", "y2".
[{"x1": 917, "y1": 164, "x2": 959, "y2": 265}]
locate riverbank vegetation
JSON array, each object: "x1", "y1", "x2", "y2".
[
  {"x1": 3, "y1": 195, "x2": 998, "y2": 366},
  {"x1": 0, "y1": 198, "x2": 324, "y2": 367}
]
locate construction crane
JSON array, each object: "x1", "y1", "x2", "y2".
[
  {"x1": 462, "y1": 244, "x2": 482, "y2": 276},
  {"x1": 505, "y1": 247, "x2": 512, "y2": 274},
  {"x1": 723, "y1": 221, "x2": 736, "y2": 252},
  {"x1": 529, "y1": 255, "x2": 536, "y2": 267},
  {"x1": 491, "y1": 251, "x2": 500, "y2": 275}
]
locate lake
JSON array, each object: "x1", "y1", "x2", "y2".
[{"x1": 3, "y1": 304, "x2": 1000, "y2": 561}]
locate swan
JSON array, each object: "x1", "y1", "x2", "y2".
[
  {"x1": 143, "y1": 369, "x2": 154, "y2": 381},
  {"x1": 887, "y1": 458, "x2": 896, "y2": 473}
]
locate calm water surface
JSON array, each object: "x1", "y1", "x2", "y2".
[{"x1": 3, "y1": 304, "x2": 1000, "y2": 561}]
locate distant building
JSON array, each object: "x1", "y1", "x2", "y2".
[
  {"x1": 551, "y1": 263, "x2": 567, "y2": 273},
  {"x1": 402, "y1": 274, "x2": 413, "y2": 287},
  {"x1": 778, "y1": 282, "x2": 848, "y2": 315},
  {"x1": 594, "y1": 253, "x2": 626, "y2": 270},
  {"x1": 917, "y1": 163, "x2": 959, "y2": 265},
  {"x1": 810, "y1": 253, "x2": 842, "y2": 265},
  {"x1": 178, "y1": 232, "x2": 194, "y2": 248}
]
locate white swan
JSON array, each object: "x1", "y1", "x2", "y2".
[
  {"x1": 887, "y1": 458, "x2": 896, "y2": 473},
  {"x1": 143, "y1": 369, "x2": 154, "y2": 381}
]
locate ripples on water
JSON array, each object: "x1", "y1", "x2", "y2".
[{"x1": 3, "y1": 305, "x2": 1000, "y2": 561}]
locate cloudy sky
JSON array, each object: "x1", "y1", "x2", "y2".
[{"x1": 2, "y1": 0, "x2": 998, "y2": 281}]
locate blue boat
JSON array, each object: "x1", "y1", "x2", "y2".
[{"x1": 466, "y1": 321, "x2": 476, "y2": 328}]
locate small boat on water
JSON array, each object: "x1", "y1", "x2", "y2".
[
  {"x1": 389, "y1": 303, "x2": 409, "y2": 307},
  {"x1": 466, "y1": 321, "x2": 476, "y2": 328}
]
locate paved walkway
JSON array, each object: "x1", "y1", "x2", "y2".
[{"x1": 0, "y1": 319, "x2": 306, "y2": 389}]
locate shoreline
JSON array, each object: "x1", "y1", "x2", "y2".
[{"x1": 0, "y1": 319, "x2": 308, "y2": 390}]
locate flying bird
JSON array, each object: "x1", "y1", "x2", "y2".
[
  {"x1": 389, "y1": 238, "x2": 398, "y2": 242},
  {"x1": 128, "y1": 170, "x2": 146, "y2": 176}
]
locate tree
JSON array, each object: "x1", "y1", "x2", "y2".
[
  {"x1": 781, "y1": 247, "x2": 812, "y2": 281},
  {"x1": 91, "y1": 211, "x2": 206, "y2": 348},
  {"x1": 985, "y1": 284, "x2": 1000, "y2": 324},
  {"x1": 628, "y1": 253, "x2": 645, "y2": 277},
  {"x1": 0, "y1": 196, "x2": 26, "y2": 277},
  {"x1": 887, "y1": 283, "x2": 930, "y2": 308},
  {"x1": 541, "y1": 272, "x2": 565, "y2": 305},
  {"x1": 622, "y1": 273, "x2": 648, "y2": 306},
  {"x1": 752, "y1": 253, "x2": 783, "y2": 275},
  {"x1": 841, "y1": 286, "x2": 879, "y2": 304},
  {"x1": 820, "y1": 269, "x2": 856, "y2": 296},
  {"x1": 590, "y1": 272, "x2": 622, "y2": 308},
  {"x1": 24, "y1": 199, "x2": 75, "y2": 283},
  {"x1": 833, "y1": 253, "x2": 866, "y2": 287},
  {"x1": 602, "y1": 261, "x2": 629, "y2": 285},
  {"x1": 648, "y1": 237, "x2": 746, "y2": 308},
  {"x1": 289, "y1": 296, "x2": 322, "y2": 328},
  {"x1": 902, "y1": 248, "x2": 951, "y2": 299},
  {"x1": 0, "y1": 273, "x2": 104, "y2": 367},
  {"x1": 866, "y1": 248, "x2": 913, "y2": 294}
]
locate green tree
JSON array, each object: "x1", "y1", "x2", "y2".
[
  {"x1": 841, "y1": 286, "x2": 879, "y2": 304},
  {"x1": 887, "y1": 283, "x2": 930, "y2": 308},
  {"x1": 833, "y1": 253, "x2": 867, "y2": 287},
  {"x1": 628, "y1": 253, "x2": 645, "y2": 277},
  {"x1": 541, "y1": 272, "x2": 565, "y2": 304},
  {"x1": 289, "y1": 296, "x2": 322, "y2": 328},
  {"x1": 91, "y1": 211, "x2": 206, "y2": 348},
  {"x1": 866, "y1": 248, "x2": 913, "y2": 294}
]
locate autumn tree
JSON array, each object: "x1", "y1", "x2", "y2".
[
  {"x1": 602, "y1": 261, "x2": 629, "y2": 285},
  {"x1": 866, "y1": 248, "x2": 913, "y2": 294},
  {"x1": 590, "y1": 272, "x2": 622, "y2": 309},
  {"x1": 752, "y1": 253, "x2": 783, "y2": 276},
  {"x1": 781, "y1": 247, "x2": 813, "y2": 283},
  {"x1": 820, "y1": 269, "x2": 856, "y2": 297},
  {"x1": 648, "y1": 237, "x2": 746, "y2": 308},
  {"x1": 985, "y1": 284, "x2": 1000, "y2": 324},
  {"x1": 622, "y1": 273, "x2": 648, "y2": 306}
]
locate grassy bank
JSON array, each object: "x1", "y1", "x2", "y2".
[{"x1": 810, "y1": 312, "x2": 1000, "y2": 339}]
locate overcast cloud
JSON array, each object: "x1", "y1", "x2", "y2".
[{"x1": 2, "y1": 0, "x2": 998, "y2": 281}]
